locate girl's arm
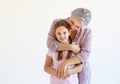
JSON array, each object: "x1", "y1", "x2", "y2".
[{"x1": 44, "y1": 55, "x2": 57, "y2": 76}]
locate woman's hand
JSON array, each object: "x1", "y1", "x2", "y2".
[{"x1": 70, "y1": 44, "x2": 80, "y2": 54}]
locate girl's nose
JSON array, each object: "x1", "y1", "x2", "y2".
[{"x1": 61, "y1": 34, "x2": 64, "y2": 38}]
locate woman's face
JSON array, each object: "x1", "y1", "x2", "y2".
[
  {"x1": 67, "y1": 16, "x2": 82, "y2": 31},
  {"x1": 55, "y1": 26, "x2": 70, "y2": 43}
]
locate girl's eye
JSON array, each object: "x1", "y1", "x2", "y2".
[
  {"x1": 57, "y1": 32, "x2": 61, "y2": 35},
  {"x1": 64, "y1": 32, "x2": 67, "y2": 34}
]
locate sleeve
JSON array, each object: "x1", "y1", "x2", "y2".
[
  {"x1": 76, "y1": 28, "x2": 92, "y2": 64},
  {"x1": 47, "y1": 19, "x2": 60, "y2": 52},
  {"x1": 46, "y1": 50, "x2": 54, "y2": 58}
]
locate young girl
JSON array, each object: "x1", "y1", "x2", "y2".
[{"x1": 44, "y1": 20, "x2": 82, "y2": 84}]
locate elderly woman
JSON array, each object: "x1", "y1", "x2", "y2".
[{"x1": 47, "y1": 8, "x2": 92, "y2": 84}]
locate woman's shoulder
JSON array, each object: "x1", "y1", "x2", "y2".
[
  {"x1": 83, "y1": 27, "x2": 91, "y2": 31},
  {"x1": 83, "y1": 27, "x2": 92, "y2": 34}
]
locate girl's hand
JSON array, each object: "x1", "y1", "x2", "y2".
[
  {"x1": 56, "y1": 69, "x2": 70, "y2": 79},
  {"x1": 61, "y1": 70, "x2": 70, "y2": 79},
  {"x1": 56, "y1": 60, "x2": 68, "y2": 78}
]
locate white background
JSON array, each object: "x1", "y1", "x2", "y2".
[{"x1": 0, "y1": 0, "x2": 120, "y2": 84}]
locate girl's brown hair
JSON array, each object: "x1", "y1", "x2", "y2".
[{"x1": 53, "y1": 19, "x2": 72, "y2": 61}]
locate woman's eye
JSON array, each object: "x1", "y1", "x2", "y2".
[
  {"x1": 71, "y1": 21, "x2": 74, "y2": 25},
  {"x1": 76, "y1": 26, "x2": 80, "y2": 29}
]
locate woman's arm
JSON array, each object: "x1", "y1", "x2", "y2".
[
  {"x1": 57, "y1": 43, "x2": 80, "y2": 54},
  {"x1": 47, "y1": 19, "x2": 60, "y2": 52},
  {"x1": 57, "y1": 28, "x2": 92, "y2": 75},
  {"x1": 62, "y1": 28, "x2": 92, "y2": 66},
  {"x1": 75, "y1": 28, "x2": 92, "y2": 64},
  {"x1": 44, "y1": 55, "x2": 57, "y2": 76},
  {"x1": 60, "y1": 64, "x2": 83, "y2": 79},
  {"x1": 57, "y1": 56, "x2": 82, "y2": 77},
  {"x1": 67, "y1": 64, "x2": 83, "y2": 75}
]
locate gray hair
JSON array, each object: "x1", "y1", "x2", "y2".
[{"x1": 71, "y1": 8, "x2": 91, "y2": 27}]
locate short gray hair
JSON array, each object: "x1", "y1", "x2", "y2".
[{"x1": 71, "y1": 8, "x2": 91, "y2": 27}]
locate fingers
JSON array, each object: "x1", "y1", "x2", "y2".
[
  {"x1": 56, "y1": 61, "x2": 68, "y2": 79},
  {"x1": 62, "y1": 74, "x2": 70, "y2": 79},
  {"x1": 56, "y1": 69, "x2": 70, "y2": 80},
  {"x1": 56, "y1": 71, "x2": 61, "y2": 78},
  {"x1": 56, "y1": 69, "x2": 65, "y2": 79},
  {"x1": 57, "y1": 68, "x2": 64, "y2": 78}
]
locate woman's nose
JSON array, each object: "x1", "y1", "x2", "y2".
[{"x1": 71, "y1": 25, "x2": 75, "y2": 29}]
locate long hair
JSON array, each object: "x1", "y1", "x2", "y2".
[{"x1": 53, "y1": 19, "x2": 72, "y2": 61}]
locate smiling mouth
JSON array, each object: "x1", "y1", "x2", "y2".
[{"x1": 60, "y1": 39, "x2": 64, "y2": 41}]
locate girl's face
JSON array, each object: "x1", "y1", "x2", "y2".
[
  {"x1": 55, "y1": 26, "x2": 70, "y2": 43},
  {"x1": 67, "y1": 15, "x2": 82, "y2": 31}
]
